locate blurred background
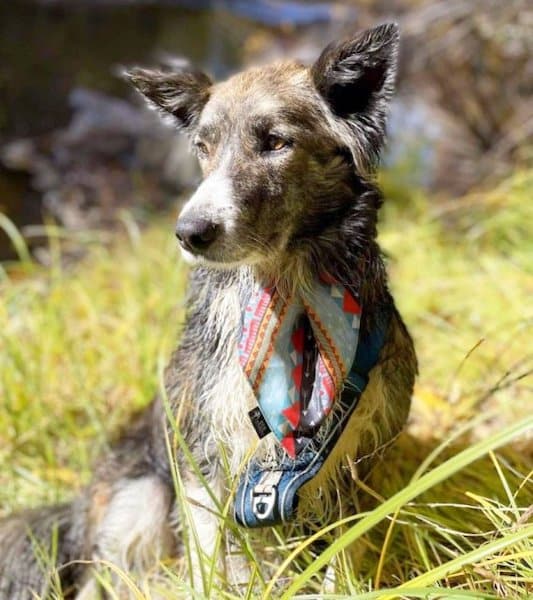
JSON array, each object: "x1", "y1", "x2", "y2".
[
  {"x1": 0, "y1": 0, "x2": 531, "y2": 261},
  {"x1": 1, "y1": 5, "x2": 532, "y2": 590}
]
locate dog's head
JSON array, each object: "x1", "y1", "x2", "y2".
[{"x1": 127, "y1": 24, "x2": 399, "y2": 270}]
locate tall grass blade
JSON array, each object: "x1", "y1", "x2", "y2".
[
  {"x1": 279, "y1": 416, "x2": 533, "y2": 598},
  {"x1": 392, "y1": 524, "x2": 533, "y2": 594},
  {"x1": 0, "y1": 213, "x2": 32, "y2": 264}
]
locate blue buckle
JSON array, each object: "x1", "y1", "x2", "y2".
[
  {"x1": 251, "y1": 471, "x2": 282, "y2": 521},
  {"x1": 234, "y1": 451, "x2": 323, "y2": 528}
]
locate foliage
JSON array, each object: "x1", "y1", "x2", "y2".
[
  {"x1": 0, "y1": 172, "x2": 531, "y2": 597},
  {"x1": 401, "y1": 0, "x2": 532, "y2": 193}
]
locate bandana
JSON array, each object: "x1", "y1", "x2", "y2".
[{"x1": 238, "y1": 276, "x2": 362, "y2": 458}]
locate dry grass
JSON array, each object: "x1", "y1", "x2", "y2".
[{"x1": 0, "y1": 171, "x2": 531, "y2": 598}]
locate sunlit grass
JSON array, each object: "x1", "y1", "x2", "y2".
[
  {"x1": 0, "y1": 218, "x2": 187, "y2": 511},
  {"x1": 0, "y1": 171, "x2": 531, "y2": 598}
]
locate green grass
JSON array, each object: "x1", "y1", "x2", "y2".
[{"x1": 0, "y1": 171, "x2": 532, "y2": 598}]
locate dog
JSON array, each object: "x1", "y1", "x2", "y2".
[{"x1": 0, "y1": 22, "x2": 416, "y2": 598}]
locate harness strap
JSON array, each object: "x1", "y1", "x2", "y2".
[{"x1": 234, "y1": 308, "x2": 390, "y2": 528}]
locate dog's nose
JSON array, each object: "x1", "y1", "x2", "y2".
[{"x1": 175, "y1": 216, "x2": 221, "y2": 253}]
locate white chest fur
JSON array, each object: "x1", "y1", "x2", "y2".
[{"x1": 202, "y1": 273, "x2": 259, "y2": 477}]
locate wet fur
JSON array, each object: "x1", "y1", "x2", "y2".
[{"x1": 0, "y1": 23, "x2": 416, "y2": 598}]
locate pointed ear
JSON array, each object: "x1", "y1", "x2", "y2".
[
  {"x1": 312, "y1": 23, "x2": 399, "y2": 118},
  {"x1": 124, "y1": 63, "x2": 212, "y2": 131},
  {"x1": 311, "y1": 23, "x2": 399, "y2": 164}
]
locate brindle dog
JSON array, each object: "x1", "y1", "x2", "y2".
[{"x1": 0, "y1": 23, "x2": 416, "y2": 599}]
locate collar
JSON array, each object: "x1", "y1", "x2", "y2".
[{"x1": 234, "y1": 303, "x2": 390, "y2": 527}]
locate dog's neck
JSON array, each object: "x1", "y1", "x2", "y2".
[{"x1": 254, "y1": 190, "x2": 386, "y2": 304}]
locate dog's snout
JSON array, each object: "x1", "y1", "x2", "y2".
[{"x1": 175, "y1": 216, "x2": 221, "y2": 253}]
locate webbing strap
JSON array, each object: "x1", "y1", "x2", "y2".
[{"x1": 234, "y1": 309, "x2": 389, "y2": 528}]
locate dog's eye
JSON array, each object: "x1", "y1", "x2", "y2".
[
  {"x1": 194, "y1": 140, "x2": 209, "y2": 158},
  {"x1": 265, "y1": 134, "x2": 290, "y2": 152}
]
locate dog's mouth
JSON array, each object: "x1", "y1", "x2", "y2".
[
  {"x1": 178, "y1": 246, "x2": 261, "y2": 269},
  {"x1": 177, "y1": 230, "x2": 289, "y2": 270}
]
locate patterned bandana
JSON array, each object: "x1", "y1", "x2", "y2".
[{"x1": 238, "y1": 276, "x2": 362, "y2": 459}]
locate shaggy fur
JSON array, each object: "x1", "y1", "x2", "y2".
[{"x1": 0, "y1": 23, "x2": 417, "y2": 599}]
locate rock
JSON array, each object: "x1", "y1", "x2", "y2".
[{"x1": 0, "y1": 87, "x2": 199, "y2": 238}]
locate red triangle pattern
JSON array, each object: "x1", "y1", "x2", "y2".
[
  {"x1": 343, "y1": 290, "x2": 362, "y2": 315},
  {"x1": 281, "y1": 435, "x2": 296, "y2": 458},
  {"x1": 282, "y1": 401, "x2": 301, "y2": 429}
]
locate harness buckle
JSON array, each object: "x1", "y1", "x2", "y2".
[{"x1": 251, "y1": 470, "x2": 282, "y2": 521}]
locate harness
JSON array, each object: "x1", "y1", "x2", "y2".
[{"x1": 234, "y1": 304, "x2": 389, "y2": 528}]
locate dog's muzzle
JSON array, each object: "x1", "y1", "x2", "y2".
[{"x1": 175, "y1": 216, "x2": 222, "y2": 254}]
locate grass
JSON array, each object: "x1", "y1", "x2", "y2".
[{"x1": 0, "y1": 171, "x2": 532, "y2": 598}]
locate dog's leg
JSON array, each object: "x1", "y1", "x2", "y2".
[
  {"x1": 181, "y1": 473, "x2": 223, "y2": 594},
  {"x1": 181, "y1": 470, "x2": 252, "y2": 594},
  {"x1": 77, "y1": 475, "x2": 174, "y2": 599},
  {"x1": 224, "y1": 530, "x2": 252, "y2": 593}
]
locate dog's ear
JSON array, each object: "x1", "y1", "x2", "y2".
[
  {"x1": 125, "y1": 63, "x2": 212, "y2": 131},
  {"x1": 312, "y1": 23, "x2": 399, "y2": 165},
  {"x1": 312, "y1": 23, "x2": 399, "y2": 118}
]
